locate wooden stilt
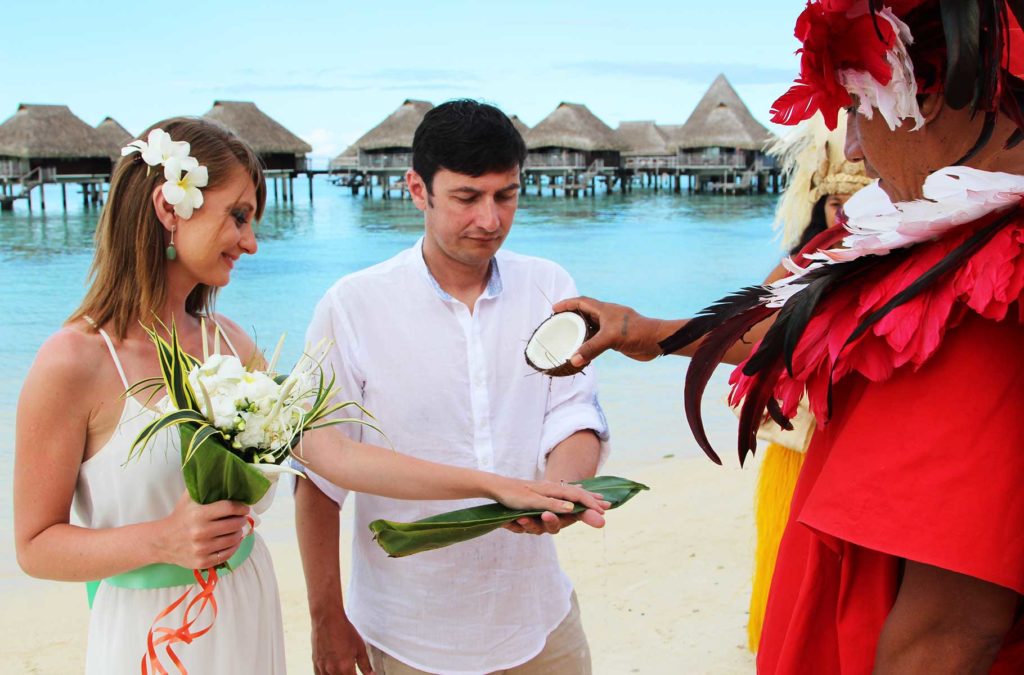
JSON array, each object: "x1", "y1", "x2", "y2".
[
  {"x1": 308, "y1": 173, "x2": 314, "y2": 202},
  {"x1": 62, "y1": 183, "x2": 67, "y2": 210}
]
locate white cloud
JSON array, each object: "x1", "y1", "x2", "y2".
[{"x1": 303, "y1": 128, "x2": 346, "y2": 164}]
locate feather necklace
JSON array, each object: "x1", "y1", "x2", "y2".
[{"x1": 672, "y1": 166, "x2": 1024, "y2": 465}]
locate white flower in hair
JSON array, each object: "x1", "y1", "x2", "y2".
[
  {"x1": 162, "y1": 156, "x2": 209, "y2": 220},
  {"x1": 121, "y1": 128, "x2": 191, "y2": 167}
]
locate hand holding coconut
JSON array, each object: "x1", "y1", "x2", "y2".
[{"x1": 547, "y1": 298, "x2": 686, "y2": 369}]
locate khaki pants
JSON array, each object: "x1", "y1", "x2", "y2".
[{"x1": 367, "y1": 592, "x2": 591, "y2": 675}]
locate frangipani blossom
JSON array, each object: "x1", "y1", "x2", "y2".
[
  {"x1": 162, "y1": 156, "x2": 208, "y2": 219},
  {"x1": 121, "y1": 128, "x2": 192, "y2": 167}
]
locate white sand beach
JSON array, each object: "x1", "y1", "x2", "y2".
[{"x1": 1, "y1": 452, "x2": 758, "y2": 675}]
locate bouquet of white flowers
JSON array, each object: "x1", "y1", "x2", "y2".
[
  {"x1": 125, "y1": 321, "x2": 374, "y2": 674},
  {"x1": 127, "y1": 320, "x2": 375, "y2": 506}
]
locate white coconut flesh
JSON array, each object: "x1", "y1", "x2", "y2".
[{"x1": 526, "y1": 312, "x2": 588, "y2": 370}]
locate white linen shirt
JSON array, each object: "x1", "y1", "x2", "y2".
[{"x1": 302, "y1": 239, "x2": 609, "y2": 675}]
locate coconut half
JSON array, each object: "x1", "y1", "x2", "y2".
[{"x1": 525, "y1": 311, "x2": 596, "y2": 377}]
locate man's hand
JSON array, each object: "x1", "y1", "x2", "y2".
[
  {"x1": 310, "y1": 609, "x2": 373, "y2": 675},
  {"x1": 503, "y1": 508, "x2": 606, "y2": 535},
  {"x1": 552, "y1": 296, "x2": 673, "y2": 367}
]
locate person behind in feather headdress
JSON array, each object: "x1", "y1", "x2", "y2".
[
  {"x1": 554, "y1": 1, "x2": 1024, "y2": 672},
  {"x1": 744, "y1": 111, "x2": 872, "y2": 654}
]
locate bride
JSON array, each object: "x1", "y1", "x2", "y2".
[{"x1": 13, "y1": 117, "x2": 607, "y2": 674}]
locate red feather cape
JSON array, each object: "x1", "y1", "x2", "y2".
[{"x1": 730, "y1": 207, "x2": 1024, "y2": 427}]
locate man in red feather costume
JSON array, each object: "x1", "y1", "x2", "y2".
[{"x1": 557, "y1": 1, "x2": 1024, "y2": 672}]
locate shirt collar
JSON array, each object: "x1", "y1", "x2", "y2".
[{"x1": 415, "y1": 237, "x2": 504, "y2": 302}]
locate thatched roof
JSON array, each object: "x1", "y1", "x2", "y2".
[
  {"x1": 674, "y1": 75, "x2": 772, "y2": 151},
  {"x1": 510, "y1": 115, "x2": 530, "y2": 137},
  {"x1": 94, "y1": 117, "x2": 132, "y2": 159},
  {"x1": 354, "y1": 100, "x2": 433, "y2": 152},
  {"x1": 0, "y1": 104, "x2": 111, "y2": 159},
  {"x1": 203, "y1": 101, "x2": 312, "y2": 155},
  {"x1": 525, "y1": 103, "x2": 619, "y2": 152},
  {"x1": 615, "y1": 121, "x2": 673, "y2": 157},
  {"x1": 659, "y1": 124, "x2": 685, "y2": 148}
]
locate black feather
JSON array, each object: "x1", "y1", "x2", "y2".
[
  {"x1": 737, "y1": 363, "x2": 784, "y2": 466},
  {"x1": 743, "y1": 251, "x2": 894, "y2": 378},
  {"x1": 659, "y1": 285, "x2": 770, "y2": 355},
  {"x1": 683, "y1": 304, "x2": 774, "y2": 465},
  {"x1": 940, "y1": 0, "x2": 981, "y2": 110},
  {"x1": 824, "y1": 208, "x2": 1017, "y2": 415},
  {"x1": 978, "y1": 0, "x2": 1002, "y2": 110},
  {"x1": 766, "y1": 398, "x2": 793, "y2": 431},
  {"x1": 868, "y1": 0, "x2": 887, "y2": 42},
  {"x1": 954, "y1": 112, "x2": 997, "y2": 166}
]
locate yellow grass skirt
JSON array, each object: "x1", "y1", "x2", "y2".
[{"x1": 747, "y1": 442, "x2": 806, "y2": 652}]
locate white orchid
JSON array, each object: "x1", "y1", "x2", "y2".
[
  {"x1": 121, "y1": 128, "x2": 192, "y2": 167},
  {"x1": 162, "y1": 156, "x2": 208, "y2": 220}
]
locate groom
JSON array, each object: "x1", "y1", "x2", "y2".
[{"x1": 295, "y1": 99, "x2": 610, "y2": 675}]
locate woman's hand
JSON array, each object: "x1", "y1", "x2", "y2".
[
  {"x1": 488, "y1": 476, "x2": 610, "y2": 518},
  {"x1": 552, "y1": 296, "x2": 671, "y2": 367},
  {"x1": 156, "y1": 492, "x2": 250, "y2": 569}
]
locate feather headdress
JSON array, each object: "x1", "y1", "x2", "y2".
[
  {"x1": 768, "y1": 112, "x2": 872, "y2": 251},
  {"x1": 771, "y1": 0, "x2": 1024, "y2": 147}
]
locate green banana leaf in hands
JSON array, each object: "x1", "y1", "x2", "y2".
[{"x1": 369, "y1": 475, "x2": 649, "y2": 558}]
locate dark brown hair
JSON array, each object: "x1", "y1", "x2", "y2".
[{"x1": 69, "y1": 117, "x2": 267, "y2": 338}]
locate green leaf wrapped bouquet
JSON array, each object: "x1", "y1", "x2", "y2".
[
  {"x1": 369, "y1": 475, "x2": 649, "y2": 557},
  {"x1": 128, "y1": 322, "x2": 373, "y2": 504},
  {"x1": 124, "y1": 321, "x2": 373, "y2": 673}
]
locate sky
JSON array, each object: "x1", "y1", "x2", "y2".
[{"x1": 2, "y1": 1, "x2": 807, "y2": 167}]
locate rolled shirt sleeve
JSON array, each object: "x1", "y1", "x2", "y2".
[{"x1": 537, "y1": 272, "x2": 611, "y2": 471}]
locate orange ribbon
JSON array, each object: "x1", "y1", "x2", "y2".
[
  {"x1": 140, "y1": 516, "x2": 254, "y2": 675},
  {"x1": 141, "y1": 568, "x2": 219, "y2": 675}
]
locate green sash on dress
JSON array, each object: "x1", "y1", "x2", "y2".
[{"x1": 85, "y1": 534, "x2": 255, "y2": 608}]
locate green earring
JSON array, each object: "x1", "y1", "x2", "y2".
[{"x1": 166, "y1": 227, "x2": 177, "y2": 260}]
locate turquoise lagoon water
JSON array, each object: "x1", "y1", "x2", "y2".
[{"x1": 0, "y1": 178, "x2": 781, "y2": 573}]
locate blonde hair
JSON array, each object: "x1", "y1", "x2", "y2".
[
  {"x1": 768, "y1": 111, "x2": 872, "y2": 251},
  {"x1": 69, "y1": 117, "x2": 267, "y2": 339}
]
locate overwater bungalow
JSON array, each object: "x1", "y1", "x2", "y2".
[
  {"x1": 330, "y1": 99, "x2": 433, "y2": 198},
  {"x1": 615, "y1": 121, "x2": 679, "y2": 190},
  {"x1": 673, "y1": 74, "x2": 777, "y2": 193},
  {"x1": 524, "y1": 102, "x2": 620, "y2": 195},
  {"x1": 329, "y1": 144, "x2": 358, "y2": 173},
  {"x1": 94, "y1": 117, "x2": 132, "y2": 162},
  {"x1": 510, "y1": 115, "x2": 530, "y2": 139},
  {"x1": 204, "y1": 100, "x2": 313, "y2": 202},
  {"x1": 203, "y1": 100, "x2": 312, "y2": 175},
  {"x1": 0, "y1": 104, "x2": 113, "y2": 210}
]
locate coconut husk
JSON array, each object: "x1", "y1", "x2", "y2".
[{"x1": 524, "y1": 310, "x2": 597, "y2": 377}]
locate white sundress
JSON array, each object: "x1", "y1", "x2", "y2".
[{"x1": 74, "y1": 325, "x2": 286, "y2": 674}]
